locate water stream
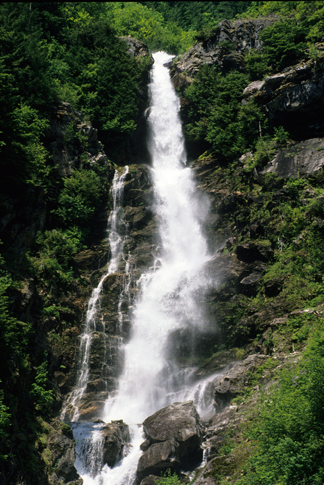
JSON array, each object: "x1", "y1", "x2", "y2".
[
  {"x1": 68, "y1": 52, "x2": 220, "y2": 485},
  {"x1": 61, "y1": 166, "x2": 130, "y2": 422}
]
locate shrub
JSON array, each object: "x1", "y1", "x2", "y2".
[
  {"x1": 53, "y1": 169, "x2": 102, "y2": 227},
  {"x1": 30, "y1": 356, "x2": 54, "y2": 414}
]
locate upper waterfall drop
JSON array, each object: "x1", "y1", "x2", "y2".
[{"x1": 103, "y1": 51, "x2": 211, "y2": 426}]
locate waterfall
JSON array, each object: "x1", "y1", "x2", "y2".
[
  {"x1": 104, "y1": 51, "x2": 211, "y2": 426},
  {"x1": 70, "y1": 52, "x2": 217, "y2": 485}
]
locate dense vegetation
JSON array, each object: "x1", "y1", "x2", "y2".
[
  {"x1": 139, "y1": 1, "x2": 253, "y2": 36},
  {"x1": 2, "y1": 0, "x2": 324, "y2": 483}
]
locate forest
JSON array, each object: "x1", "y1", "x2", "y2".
[{"x1": 1, "y1": 1, "x2": 324, "y2": 484}]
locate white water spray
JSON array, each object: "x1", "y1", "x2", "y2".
[{"x1": 72, "y1": 52, "x2": 218, "y2": 485}]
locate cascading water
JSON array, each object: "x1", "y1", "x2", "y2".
[
  {"x1": 61, "y1": 166, "x2": 129, "y2": 422},
  {"x1": 104, "y1": 51, "x2": 211, "y2": 425},
  {"x1": 70, "y1": 52, "x2": 221, "y2": 485}
]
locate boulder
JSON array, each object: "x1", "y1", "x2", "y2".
[
  {"x1": 137, "y1": 440, "x2": 180, "y2": 479},
  {"x1": 138, "y1": 401, "x2": 204, "y2": 481},
  {"x1": 45, "y1": 420, "x2": 81, "y2": 484},
  {"x1": 140, "y1": 475, "x2": 159, "y2": 485},
  {"x1": 102, "y1": 420, "x2": 130, "y2": 468},
  {"x1": 119, "y1": 36, "x2": 153, "y2": 63}
]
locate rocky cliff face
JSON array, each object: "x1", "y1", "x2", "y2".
[
  {"x1": 169, "y1": 17, "x2": 276, "y2": 89},
  {"x1": 242, "y1": 52, "x2": 324, "y2": 139}
]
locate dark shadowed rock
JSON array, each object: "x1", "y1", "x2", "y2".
[
  {"x1": 45, "y1": 420, "x2": 81, "y2": 484},
  {"x1": 236, "y1": 243, "x2": 273, "y2": 263},
  {"x1": 264, "y1": 278, "x2": 283, "y2": 297},
  {"x1": 119, "y1": 37, "x2": 154, "y2": 63},
  {"x1": 102, "y1": 420, "x2": 130, "y2": 468},
  {"x1": 140, "y1": 475, "x2": 159, "y2": 485},
  {"x1": 239, "y1": 271, "x2": 263, "y2": 296},
  {"x1": 137, "y1": 440, "x2": 180, "y2": 479}
]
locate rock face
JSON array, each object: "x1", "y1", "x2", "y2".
[
  {"x1": 261, "y1": 137, "x2": 324, "y2": 177},
  {"x1": 137, "y1": 401, "x2": 204, "y2": 481},
  {"x1": 120, "y1": 36, "x2": 154, "y2": 62},
  {"x1": 213, "y1": 354, "x2": 268, "y2": 409},
  {"x1": 39, "y1": 420, "x2": 82, "y2": 485},
  {"x1": 170, "y1": 17, "x2": 276, "y2": 88},
  {"x1": 242, "y1": 55, "x2": 324, "y2": 139},
  {"x1": 0, "y1": 101, "x2": 114, "y2": 264},
  {"x1": 47, "y1": 102, "x2": 114, "y2": 178},
  {"x1": 119, "y1": 36, "x2": 153, "y2": 165},
  {"x1": 102, "y1": 420, "x2": 131, "y2": 468}
]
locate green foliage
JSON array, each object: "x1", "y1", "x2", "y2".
[
  {"x1": 183, "y1": 66, "x2": 265, "y2": 159},
  {"x1": 30, "y1": 355, "x2": 54, "y2": 414},
  {"x1": 53, "y1": 170, "x2": 102, "y2": 227},
  {"x1": 245, "y1": 136, "x2": 276, "y2": 172},
  {"x1": 31, "y1": 227, "x2": 85, "y2": 295},
  {"x1": 0, "y1": 253, "x2": 31, "y2": 368},
  {"x1": 237, "y1": 322, "x2": 324, "y2": 485},
  {"x1": 240, "y1": 2, "x2": 324, "y2": 71},
  {"x1": 260, "y1": 19, "x2": 307, "y2": 70},
  {"x1": 273, "y1": 126, "x2": 290, "y2": 145},
  {"x1": 245, "y1": 49, "x2": 269, "y2": 81},
  {"x1": 105, "y1": 2, "x2": 195, "y2": 54},
  {"x1": 0, "y1": 382, "x2": 11, "y2": 443},
  {"x1": 142, "y1": 1, "x2": 253, "y2": 32},
  {"x1": 156, "y1": 469, "x2": 182, "y2": 485}
]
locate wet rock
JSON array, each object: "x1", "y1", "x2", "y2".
[
  {"x1": 205, "y1": 253, "x2": 246, "y2": 285},
  {"x1": 75, "y1": 246, "x2": 109, "y2": 273},
  {"x1": 140, "y1": 439, "x2": 151, "y2": 452},
  {"x1": 137, "y1": 440, "x2": 180, "y2": 479},
  {"x1": 214, "y1": 354, "x2": 268, "y2": 409},
  {"x1": 138, "y1": 401, "x2": 204, "y2": 481},
  {"x1": 45, "y1": 420, "x2": 81, "y2": 485},
  {"x1": 143, "y1": 401, "x2": 203, "y2": 453},
  {"x1": 102, "y1": 420, "x2": 130, "y2": 468}
]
